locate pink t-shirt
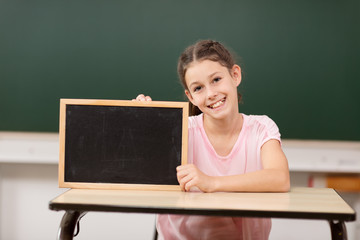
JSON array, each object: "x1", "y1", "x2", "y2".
[{"x1": 157, "y1": 114, "x2": 281, "y2": 240}]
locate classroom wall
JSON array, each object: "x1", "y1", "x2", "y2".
[
  {"x1": 1, "y1": 0, "x2": 360, "y2": 140},
  {"x1": 0, "y1": 163, "x2": 156, "y2": 240}
]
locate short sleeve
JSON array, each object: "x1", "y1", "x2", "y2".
[{"x1": 259, "y1": 116, "x2": 281, "y2": 147}]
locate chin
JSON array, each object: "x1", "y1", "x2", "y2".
[{"x1": 203, "y1": 109, "x2": 229, "y2": 120}]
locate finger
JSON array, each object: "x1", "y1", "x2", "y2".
[
  {"x1": 177, "y1": 164, "x2": 195, "y2": 172},
  {"x1": 177, "y1": 171, "x2": 192, "y2": 191},
  {"x1": 178, "y1": 178, "x2": 189, "y2": 192},
  {"x1": 177, "y1": 169, "x2": 187, "y2": 179},
  {"x1": 178, "y1": 175, "x2": 187, "y2": 191},
  {"x1": 178, "y1": 171, "x2": 198, "y2": 191},
  {"x1": 177, "y1": 166, "x2": 193, "y2": 179},
  {"x1": 184, "y1": 179, "x2": 196, "y2": 192},
  {"x1": 179, "y1": 181, "x2": 186, "y2": 191},
  {"x1": 137, "y1": 94, "x2": 146, "y2": 101},
  {"x1": 145, "y1": 96, "x2": 152, "y2": 101},
  {"x1": 177, "y1": 174, "x2": 193, "y2": 184}
]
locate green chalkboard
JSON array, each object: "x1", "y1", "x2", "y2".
[{"x1": 1, "y1": 0, "x2": 359, "y2": 140}]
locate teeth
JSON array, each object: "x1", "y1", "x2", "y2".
[{"x1": 210, "y1": 99, "x2": 225, "y2": 109}]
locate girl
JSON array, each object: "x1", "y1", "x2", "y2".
[{"x1": 135, "y1": 40, "x2": 290, "y2": 240}]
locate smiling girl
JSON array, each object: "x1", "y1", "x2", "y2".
[{"x1": 135, "y1": 40, "x2": 290, "y2": 240}]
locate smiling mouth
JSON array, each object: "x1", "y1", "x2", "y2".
[{"x1": 208, "y1": 97, "x2": 226, "y2": 109}]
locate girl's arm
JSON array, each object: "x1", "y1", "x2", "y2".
[
  {"x1": 177, "y1": 139, "x2": 290, "y2": 193},
  {"x1": 133, "y1": 94, "x2": 289, "y2": 193}
]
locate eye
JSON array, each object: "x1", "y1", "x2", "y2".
[
  {"x1": 193, "y1": 86, "x2": 202, "y2": 92},
  {"x1": 213, "y1": 77, "x2": 221, "y2": 83}
]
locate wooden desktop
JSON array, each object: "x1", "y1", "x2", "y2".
[{"x1": 49, "y1": 187, "x2": 355, "y2": 240}]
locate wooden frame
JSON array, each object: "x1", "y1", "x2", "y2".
[{"x1": 59, "y1": 99, "x2": 189, "y2": 191}]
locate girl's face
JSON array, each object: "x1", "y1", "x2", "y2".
[{"x1": 184, "y1": 60, "x2": 241, "y2": 120}]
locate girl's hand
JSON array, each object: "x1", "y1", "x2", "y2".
[
  {"x1": 132, "y1": 94, "x2": 152, "y2": 101},
  {"x1": 176, "y1": 164, "x2": 216, "y2": 192}
]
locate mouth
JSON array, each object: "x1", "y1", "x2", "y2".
[{"x1": 208, "y1": 97, "x2": 226, "y2": 109}]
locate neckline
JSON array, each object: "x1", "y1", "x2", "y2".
[{"x1": 199, "y1": 113, "x2": 246, "y2": 159}]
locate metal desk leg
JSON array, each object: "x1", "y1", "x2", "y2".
[
  {"x1": 57, "y1": 211, "x2": 87, "y2": 240},
  {"x1": 329, "y1": 221, "x2": 348, "y2": 240}
]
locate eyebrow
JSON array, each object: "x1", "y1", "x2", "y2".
[
  {"x1": 208, "y1": 71, "x2": 221, "y2": 78},
  {"x1": 188, "y1": 81, "x2": 200, "y2": 90}
]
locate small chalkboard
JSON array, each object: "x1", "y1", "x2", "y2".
[{"x1": 59, "y1": 99, "x2": 189, "y2": 190}]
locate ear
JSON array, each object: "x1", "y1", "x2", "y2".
[
  {"x1": 185, "y1": 89, "x2": 196, "y2": 106},
  {"x1": 231, "y1": 64, "x2": 242, "y2": 87}
]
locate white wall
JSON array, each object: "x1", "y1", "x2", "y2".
[
  {"x1": 0, "y1": 163, "x2": 156, "y2": 240},
  {"x1": 0, "y1": 132, "x2": 359, "y2": 240},
  {"x1": 0, "y1": 163, "x2": 66, "y2": 239}
]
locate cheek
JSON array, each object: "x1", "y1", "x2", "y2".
[
  {"x1": 191, "y1": 94, "x2": 206, "y2": 106},
  {"x1": 224, "y1": 82, "x2": 238, "y2": 95}
]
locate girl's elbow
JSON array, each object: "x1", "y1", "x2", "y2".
[
  {"x1": 279, "y1": 172, "x2": 290, "y2": 192},
  {"x1": 280, "y1": 181, "x2": 290, "y2": 192}
]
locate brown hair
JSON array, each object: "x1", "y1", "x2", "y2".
[{"x1": 177, "y1": 40, "x2": 242, "y2": 116}]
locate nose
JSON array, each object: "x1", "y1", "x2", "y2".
[{"x1": 206, "y1": 86, "x2": 218, "y2": 100}]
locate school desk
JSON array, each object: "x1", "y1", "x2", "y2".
[{"x1": 49, "y1": 187, "x2": 355, "y2": 240}]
